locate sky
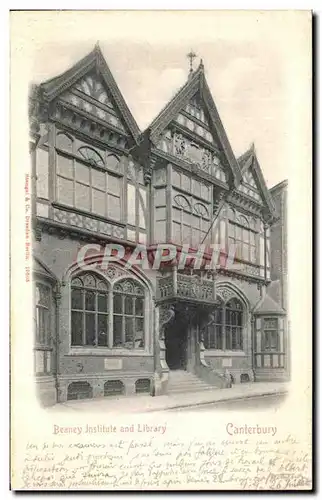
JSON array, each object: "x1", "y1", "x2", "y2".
[{"x1": 13, "y1": 10, "x2": 311, "y2": 188}]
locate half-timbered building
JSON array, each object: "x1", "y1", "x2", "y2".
[{"x1": 29, "y1": 45, "x2": 288, "y2": 406}]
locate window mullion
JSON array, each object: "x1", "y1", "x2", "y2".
[
  {"x1": 106, "y1": 173, "x2": 109, "y2": 219},
  {"x1": 133, "y1": 297, "x2": 136, "y2": 348},
  {"x1": 222, "y1": 306, "x2": 226, "y2": 350},
  {"x1": 73, "y1": 159, "x2": 76, "y2": 207},
  {"x1": 90, "y1": 167, "x2": 93, "y2": 213},
  {"x1": 82, "y1": 289, "x2": 86, "y2": 346},
  {"x1": 121, "y1": 295, "x2": 125, "y2": 345},
  {"x1": 108, "y1": 289, "x2": 113, "y2": 348},
  {"x1": 95, "y1": 292, "x2": 98, "y2": 346}
]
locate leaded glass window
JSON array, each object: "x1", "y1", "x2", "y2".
[
  {"x1": 34, "y1": 282, "x2": 52, "y2": 375},
  {"x1": 113, "y1": 279, "x2": 145, "y2": 349},
  {"x1": 263, "y1": 318, "x2": 279, "y2": 351},
  {"x1": 204, "y1": 297, "x2": 244, "y2": 351},
  {"x1": 56, "y1": 150, "x2": 122, "y2": 221},
  {"x1": 172, "y1": 194, "x2": 210, "y2": 247},
  {"x1": 70, "y1": 273, "x2": 146, "y2": 350},
  {"x1": 228, "y1": 210, "x2": 257, "y2": 264},
  {"x1": 35, "y1": 283, "x2": 51, "y2": 345},
  {"x1": 225, "y1": 299, "x2": 243, "y2": 350},
  {"x1": 71, "y1": 273, "x2": 109, "y2": 347}
]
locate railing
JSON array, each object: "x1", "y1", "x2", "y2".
[{"x1": 157, "y1": 271, "x2": 216, "y2": 304}]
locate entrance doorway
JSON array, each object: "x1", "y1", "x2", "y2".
[{"x1": 165, "y1": 311, "x2": 188, "y2": 370}]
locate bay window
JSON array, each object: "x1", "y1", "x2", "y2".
[{"x1": 263, "y1": 318, "x2": 279, "y2": 351}]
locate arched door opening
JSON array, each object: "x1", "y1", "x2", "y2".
[{"x1": 165, "y1": 309, "x2": 188, "y2": 370}]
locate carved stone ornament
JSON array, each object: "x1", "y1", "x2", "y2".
[
  {"x1": 99, "y1": 264, "x2": 129, "y2": 281},
  {"x1": 217, "y1": 287, "x2": 234, "y2": 302},
  {"x1": 199, "y1": 312, "x2": 215, "y2": 343},
  {"x1": 159, "y1": 305, "x2": 175, "y2": 340}
]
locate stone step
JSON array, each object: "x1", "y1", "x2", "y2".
[
  {"x1": 168, "y1": 378, "x2": 211, "y2": 386},
  {"x1": 167, "y1": 385, "x2": 218, "y2": 394},
  {"x1": 167, "y1": 370, "x2": 217, "y2": 394}
]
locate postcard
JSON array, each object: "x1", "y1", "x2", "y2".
[{"x1": 10, "y1": 10, "x2": 312, "y2": 491}]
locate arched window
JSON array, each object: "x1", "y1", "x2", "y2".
[
  {"x1": 78, "y1": 146, "x2": 104, "y2": 167},
  {"x1": 71, "y1": 273, "x2": 109, "y2": 347},
  {"x1": 70, "y1": 272, "x2": 147, "y2": 350},
  {"x1": 56, "y1": 144, "x2": 122, "y2": 220},
  {"x1": 228, "y1": 210, "x2": 257, "y2": 263},
  {"x1": 172, "y1": 195, "x2": 210, "y2": 247},
  {"x1": 204, "y1": 296, "x2": 244, "y2": 351},
  {"x1": 113, "y1": 279, "x2": 145, "y2": 349}
]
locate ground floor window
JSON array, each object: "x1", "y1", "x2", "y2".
[
  {"x1": 71, "y1": 272, "x2": 146, "y2": 349},
  {"x1": 34, "y1": 281, "x2": 53, "y2": 374},
  {"x1": 254, "y1": 316, "x2": 285, "y2": 368},
  {"x1": 263, "y1": 318, "x2": 279, "y2": 351},
  {"x1": 204, "y1": 297, "x2": 244, "y2": 351}
]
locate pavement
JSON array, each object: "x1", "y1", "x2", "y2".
[{"x1": 49, "y1": 381, "x2": 289, "y2": 413}]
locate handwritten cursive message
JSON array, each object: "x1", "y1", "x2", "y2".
[{"x1": 19, "y1": 430, "x2": 311, "y2": 490}]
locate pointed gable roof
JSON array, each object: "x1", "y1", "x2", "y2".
[
  {"x1": 253, "y1": 282, "x2": 286, "y2": 316},
  {"x1": 237, "y1": 144, "x2": 277, "y2": 216},
  {"x1": 39, "y1": 43, "x2": 141, "y2": 144},
  {"x1": 147, "y1": 61, "x2": 242, "y2": 185}
]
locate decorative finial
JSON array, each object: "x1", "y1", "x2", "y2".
[
  {"x1": 250, "y1": 142, "x2": 256, "y2": 154},
  {"x1": 199, "y1": 58, "x2": 204, "y2": 70},
  {"x1": 187, "y1": 50, "x2": 197, "y2": 74}
]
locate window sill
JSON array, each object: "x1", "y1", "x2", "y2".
[
  {"x1": 204, "y1": 350, "x2": 246, "y2": 357},
  {"x1": 67, "y1": 348, "x2": 152, "y2": 357}
]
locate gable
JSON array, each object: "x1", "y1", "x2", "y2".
[
  {"x1": 237, "y1": 168, "x2": 263, "y2": 203},
  {"x1": 174, "y1": 92, "x2": 217, "y2": 145},
  {"x1": 149, "y1": 63, "x2": 241, "y2": 186},
  {"x1": 39, "y1": 44, "x2": 140, "y2": 144},
  {"x1": 59, "y1": 71, "x2": 127, "y2": 133},
  {"x1": 156, "y1": 126, "x2": 229, "y2": 183}
]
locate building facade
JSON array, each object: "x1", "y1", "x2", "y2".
[{"x1": 29, "y1": 45, "x2": 288, "y2": 406}]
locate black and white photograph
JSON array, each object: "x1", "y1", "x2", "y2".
[{"x1": 10, "y1": 10, "x2": 312, "y2": 491}]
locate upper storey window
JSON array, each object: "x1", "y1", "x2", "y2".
[
  {"x1": 171, "y1": 169, "x2": 212, "y2": 247},
  {"x1": 126, "y1": 160, "x2": 147, "y2": 244},
  {"x1": 227, "y1": 209, "x2": 257, "y2": 264},
  {"x1": 55, "y1": 133, "x2": 122, "y2": 221},
  {"x1": 78, "y1": 146, "x2": 105, "y2": 167}
]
